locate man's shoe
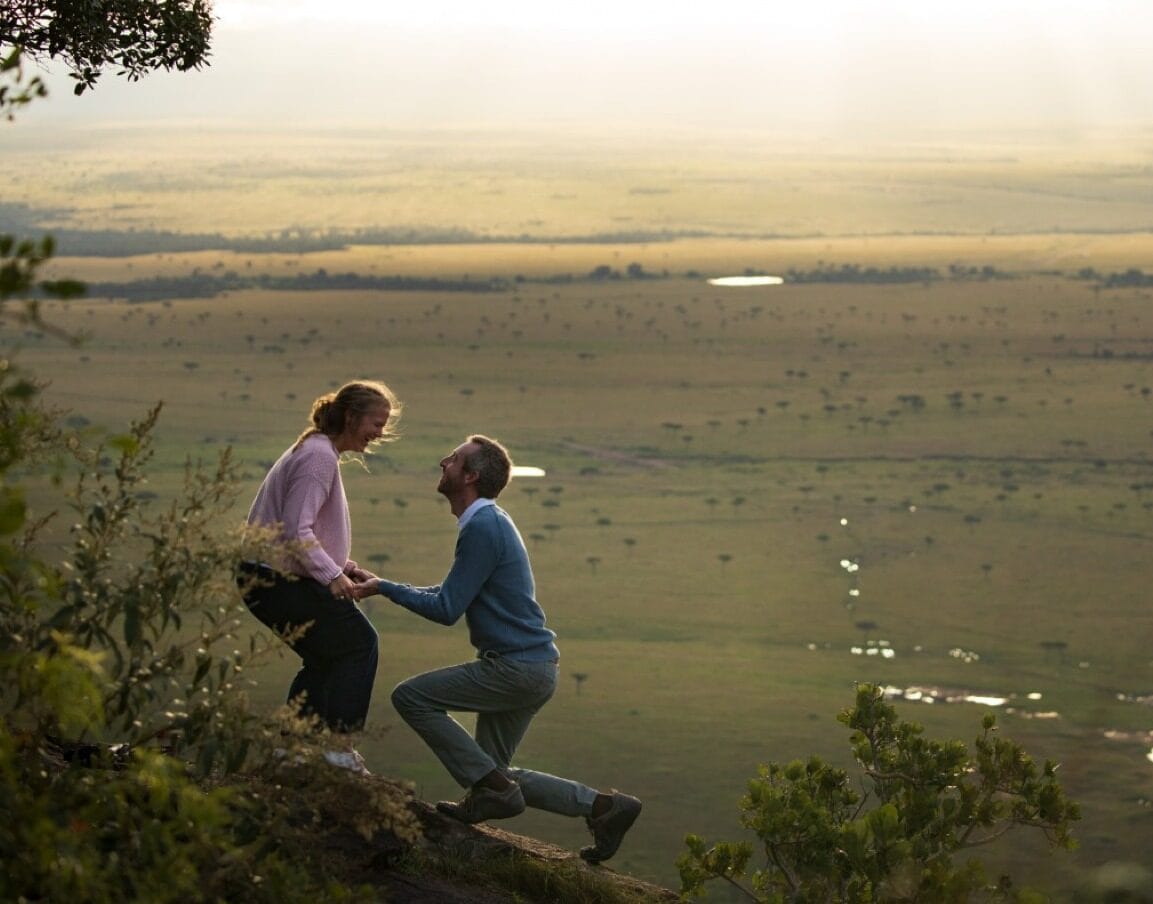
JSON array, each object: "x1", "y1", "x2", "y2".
[
  {"x1": 437, "y1": 781, "x2": 526, "y2": 824},
  {"x1": 580, "y1": 791, "x2": 642, "y2": 863},
  {"x1": 323, "y1": 748, "x2": 370, "y2": 775}
]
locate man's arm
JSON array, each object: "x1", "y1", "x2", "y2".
[{"x1": 357, "y1": 522, "x2": 500, "y2": 625}]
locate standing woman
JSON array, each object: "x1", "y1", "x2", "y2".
[{"x1": 239, "y1": 379, "x2": 401, "y2": 771}]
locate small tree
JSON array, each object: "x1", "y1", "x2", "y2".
[{"x1": 678, "y1": 684, "x2": 1080, "y2": 902}]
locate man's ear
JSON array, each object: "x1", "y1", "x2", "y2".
[{"x1": 462, "y1": 468, "x2": 479, "y2": 486}]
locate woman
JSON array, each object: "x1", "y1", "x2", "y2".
[{"x1": 239, "y1": 379, "x2": 400, "y2": 772}]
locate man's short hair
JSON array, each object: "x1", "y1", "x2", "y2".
[{"x1": 464, "y1": 434, "x2": 512, "y2": 499}]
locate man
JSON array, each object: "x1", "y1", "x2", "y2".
[{"x1": 354, "y1": 434, "x2": 641, "y2": 863}]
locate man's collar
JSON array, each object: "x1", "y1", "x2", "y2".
[{"x1": 457, "y1": 497, "x2": 495, "y2": 530}]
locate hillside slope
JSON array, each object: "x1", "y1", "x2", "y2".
[{"x1": 269, "y1": 768, "x2": 679, "y2": 903}]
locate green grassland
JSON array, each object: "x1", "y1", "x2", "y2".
[{"x1": 6, "y1": 128, "x2": 1153, "y2": 897}]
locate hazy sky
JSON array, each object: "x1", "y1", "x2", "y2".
[{"x1": 17, "y1": 0, "x2": 1153, "y2": 137}]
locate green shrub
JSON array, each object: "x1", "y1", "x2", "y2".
[{"x1": 678, "y1": 683, "x2": 1080, "y2": 903}]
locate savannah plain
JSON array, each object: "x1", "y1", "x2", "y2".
[{"x1": 5, "y1": 124, "x2": 1153, "y2": 898}]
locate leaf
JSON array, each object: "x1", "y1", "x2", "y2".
[
  {"x1": 108, "y1": 433, "x2": 141, "y2": 455},
  {"x1": 192, "y1": 654, "x2": 211, "y2": 686},
  {"x1": 0, "y1": 487, "x2": 27, "y2": 535},
  {"x1": 124, "y1": 599, "x2": 142, "y2": 646}
]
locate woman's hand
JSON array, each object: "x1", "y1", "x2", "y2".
[{"x1": 328, "y1": 573, "x2": 357, "y2": 601}]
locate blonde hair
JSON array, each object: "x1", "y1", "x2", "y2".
[{"x1": 292, "y1": 380, "x2": 402, "y2": 451}]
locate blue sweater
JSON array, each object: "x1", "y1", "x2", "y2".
[{"x1": 377, "y1": 503, "x2": 559, "y2": 662}]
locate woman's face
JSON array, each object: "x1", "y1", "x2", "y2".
[{"x1": 334, "y1": 402, "x2": 391, "y2": 454}]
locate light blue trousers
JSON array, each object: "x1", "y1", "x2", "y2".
[{"x1": 391, "y1": 656, "x2": 598, "y2": 817}]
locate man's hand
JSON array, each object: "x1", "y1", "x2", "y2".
[{"x1": 351, "y1": 578, "x2": 381, "y2": 601}]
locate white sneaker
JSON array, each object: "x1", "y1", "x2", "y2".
[{"x1": 323, "y1": 748, "x2": 370, "y2": 775}]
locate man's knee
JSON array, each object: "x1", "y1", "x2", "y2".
[{"x1": 391, "y1": 680, "x2": 417, "y2": 717}]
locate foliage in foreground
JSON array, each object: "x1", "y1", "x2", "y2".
[
  {"x1": 678, "y1": 684, "x2": 1081, "y2": 903},
  {"x1": 0, "y1": 0, "x2": 213, "y2": 94},
  {"x1": 0, "y1": 233, "x2": 424, "y2": 901}
]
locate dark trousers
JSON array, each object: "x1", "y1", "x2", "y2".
[{"x1": 237, "y1": 562, "x2": 379, "y2": 733}]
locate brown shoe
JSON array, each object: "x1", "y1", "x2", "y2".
[
  {"x1": 580, "y1": 791, "x2": 642, "y2": 863},
  {"x1": 436, "y1": 781, "x2": 526, "y2": 824}
]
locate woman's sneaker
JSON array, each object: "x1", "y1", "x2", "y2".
[
  {"x1": 580, "y1": 791, "x2": 642, "y2": 863},
  {"x1": 323, "y1": 748, "x2": 370, "y2": 775},
  {"x1": 437, "y1": 781, "x2": 526, "y2": 823}
]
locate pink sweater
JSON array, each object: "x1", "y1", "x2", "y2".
[{"x1": 246, "y1": 433, "x2": 353, "y2": 584}]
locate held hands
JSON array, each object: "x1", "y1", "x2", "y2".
[
  {"x1": 344, "y1": 564, "x2": 375, "y2": 582},
  {"x1": 333, "y1": 564, "x2": 379, "y2": 602},
  {"x1": 351, "y1": 577, "x2": 381, "y2": 601},
  {"x1": 331, "y1": 565, "x2": 381, "y2": 602}
]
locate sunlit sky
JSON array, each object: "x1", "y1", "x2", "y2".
[{"x1": 17, "y1": 0, "x2": 1153, "y2": 137}]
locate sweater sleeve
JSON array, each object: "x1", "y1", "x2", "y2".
[
  {"x1": 280, "y1": 446, "x2": 346, "y2": 584},
  {"x1": 377, "y1": 524, "x2": 498, "y2": 625}
]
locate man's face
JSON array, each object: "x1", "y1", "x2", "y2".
[{"x1": 438, "y1": 441, "x2": 479, "y2": 495}]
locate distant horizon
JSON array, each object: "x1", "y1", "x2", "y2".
[{"x1": 11, "y1": 102, "x2": 1153, "y2": 158}]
